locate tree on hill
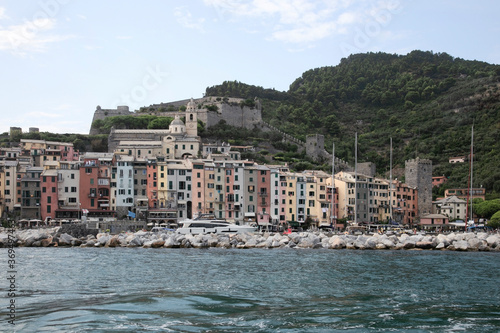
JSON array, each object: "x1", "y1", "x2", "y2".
[{"x1": 206, "y1": 50, "x2": 500, "y2": 194}]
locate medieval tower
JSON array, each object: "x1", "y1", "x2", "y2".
[
  {"x1": 185, "y1": 98, "x2": 198, "y2": 137},
  {"x1": 405, "y1": 158, "x2": 432, "y2": 219}
]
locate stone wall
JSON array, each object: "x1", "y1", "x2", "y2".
[
  {"x1": 89, "y1": 106, "x2": 133, "y2": 135},
  {"x1": 90, "y1": 97, "x2": 262, "y2": 135},
  {"x1": 358, "y1": 162, "x2": 376, "y2": 177}
]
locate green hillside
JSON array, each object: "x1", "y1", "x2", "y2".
[{"x1": 205, "y1": 50, "x2": 500, "y2": 195}]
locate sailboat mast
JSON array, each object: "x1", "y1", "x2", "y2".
[
  {"x1": 390, "y1": 137, "x2": 393, "y2": 224},
  {"x1": 331, "y1": 142, "x2": 335, "y2": 228},
  {"x1": 470, "y1": 125, "x2": 474, "y2": 223},
  {"x1": 354, "y1": 132, "x2": 357, "y2": 225}
]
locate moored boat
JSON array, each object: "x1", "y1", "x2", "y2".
[{"x1": 177, "y1": 214, "x2": 257, "y2": 235}]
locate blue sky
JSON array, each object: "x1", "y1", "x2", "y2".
[{"x1": 1, "y1": 0, "x2": 499, "y2": 134}]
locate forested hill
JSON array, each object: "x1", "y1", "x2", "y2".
[{"x1": 205, "y1": 50, "x2": 500, "y2": 194}]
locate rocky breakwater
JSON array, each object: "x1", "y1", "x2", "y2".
[{"x1": 1, "y1": 228, "x2": 500, "y2": 251}]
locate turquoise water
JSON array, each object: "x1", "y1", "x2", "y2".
[{"x1": 2, "y1": 248, "x2": 500, "y2": 332}]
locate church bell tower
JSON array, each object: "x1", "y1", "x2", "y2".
[{"x1": 185, "y1": 98, "x2": 198, "y2": 137}]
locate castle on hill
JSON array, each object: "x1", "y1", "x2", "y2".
[{"x1": 90, "y1": 96, "x2": 263, "y2": 136}]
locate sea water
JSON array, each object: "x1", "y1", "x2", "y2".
[{"x1": 2, "y1": 248, "x2": 500, "y2": 332}]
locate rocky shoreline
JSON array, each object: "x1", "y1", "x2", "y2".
[{"x1": 1, "y1": 227, "x2": 500, "y2": 251}]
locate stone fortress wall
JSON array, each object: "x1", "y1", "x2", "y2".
[
  {"x1": 91, "y1": 97, "x2": 345, "y2": 167},
  {"x1": 90, "y1": 97, "x2": 262, "y2": 135}
]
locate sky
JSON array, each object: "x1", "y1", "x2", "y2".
[{"x1": 0, "y1": 0, "x2": 499, "y2": 135}]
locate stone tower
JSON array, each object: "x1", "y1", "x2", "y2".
[
  {"x1": 185, "y1": 98, "x2": 198, "y2": 137},
  {"x1": 405, "y1": 158, "x2": 432, "y2": 219},
  {"x1": 306, "y1": 134, "x2": 325, "y2": 162}
]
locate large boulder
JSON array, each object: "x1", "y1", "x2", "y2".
[
  {"x1": 364, "y1": 237, "x2": 377, "y2": 250},
  {"x1": 58, "y1": 233, "x2": 75, "y2": 246},
  {"x1": 106, "y1": 236, "x2": 121, "y2": 247},
  {"x1": 151, "y1": 239, "x2": 165, "y2": 248},
  {"x1": 97, "y1": 234, "x2": 111, "y2": 246},
  {"x1": 467, "y1": 238, "x2": 483, "y2": 251},
  {"x1": 403, "y1": 239, "x2": 416, "y2": 249},
  {"x1": 163, "y1": 236, "x2": 181, "y2": 248},
  {"x1": 244, "y1": 237, "x2": 258, "y2": 248},
  {"x1": 436, "y1": 234, "x2": 450, "y2": 247},
  {"x1": 486, "y1": 235, "x2": 499, "y2": 248},
  {"x1": 416, "y1": 241, "x2": 434, "y2": 249},
  {"x1": 452, "y1": 240, "x2": 469, "y2": 251},
  {"x1": 297, "y1": 233, "x2": 321, "y2": 248}
]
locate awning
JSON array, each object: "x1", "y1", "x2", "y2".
[{"x1": 244, "y1": 213, "x2": 255, "y2": 217}]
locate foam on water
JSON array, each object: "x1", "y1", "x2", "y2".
[{"x1": 4, "y1": 248, "x2": 500, "y2": 332}]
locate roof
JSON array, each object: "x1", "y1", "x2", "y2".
[
  {"x1": 421, "y1": 214, "x2": 449, "y2": 219},
  {"x1": 435, "y1": 195, "x2": 466, "y2": 204}
]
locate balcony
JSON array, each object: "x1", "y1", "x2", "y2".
[{"x1": 98, "y1": 178, "x2": 110, "y2": 186}]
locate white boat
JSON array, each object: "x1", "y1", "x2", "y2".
[{"x1": 177, "y1": 215, "x2": 257, "y2": 235}]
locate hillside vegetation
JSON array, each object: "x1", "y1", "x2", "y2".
[{"x1": 205, "y1": 51, "x2": 500, "y2": 195}]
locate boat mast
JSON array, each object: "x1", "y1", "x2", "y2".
[
  {"x1": 354, "y1": 132, "x2": 357, "y2": 225},
  {"x1": 470, "y1": 125, "x2": 474, "y2": 224},
  {"x1": 389, "y1": 137, "x2": 393, "y2": 224},
  {"x1": 465, "y1": 125, "x2": 474, "y2": 230},
  {"x1": 330, "y1": 142, "x2": 335, "y2": 229}
]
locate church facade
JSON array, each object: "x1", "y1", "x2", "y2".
[{"x1": 109, "y1": 99, "x2": 200, "y2": 159}]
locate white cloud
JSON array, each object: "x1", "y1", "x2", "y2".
[
  {"x1": 174, "y1": 6, "x2": 206, "y2": 33},
  {"x1": 271, "y1": 21, "x2": 336, "y2": 43},
  {"x1": 203, "y1": 0, "x2": 404, "y2": 46},
  {"x1": 0, "y1": 15, "x2": 73, "y2": 56},
  {"x1": 26, "y1": 111, "x2": 62, "y2": 118},
  {"x1": 0, "y1": 7, "x2": 8, "y2": 20}
]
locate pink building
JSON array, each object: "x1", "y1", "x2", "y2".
[
  {"x1": 191, "y1": 161, "x2": 205, "y2": 216},
  {"x1": 419, "y1": 213, "x2": 449, "y2": 231},
  {"x1": 40, "y1": 170, "x2": 58, "y2": 222},
  {"x1": 79, "y1": 153, "x2": 114, "y2": 218},
  {"x1": 146, "y1": 159, "x2": 158, "y2": 209},
  {"x1": 393, "y1": 180, "x2": 418, "y2": 227},
  {"x1": 432, "y1": 176, "x2": 447, "y2": 187}
]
